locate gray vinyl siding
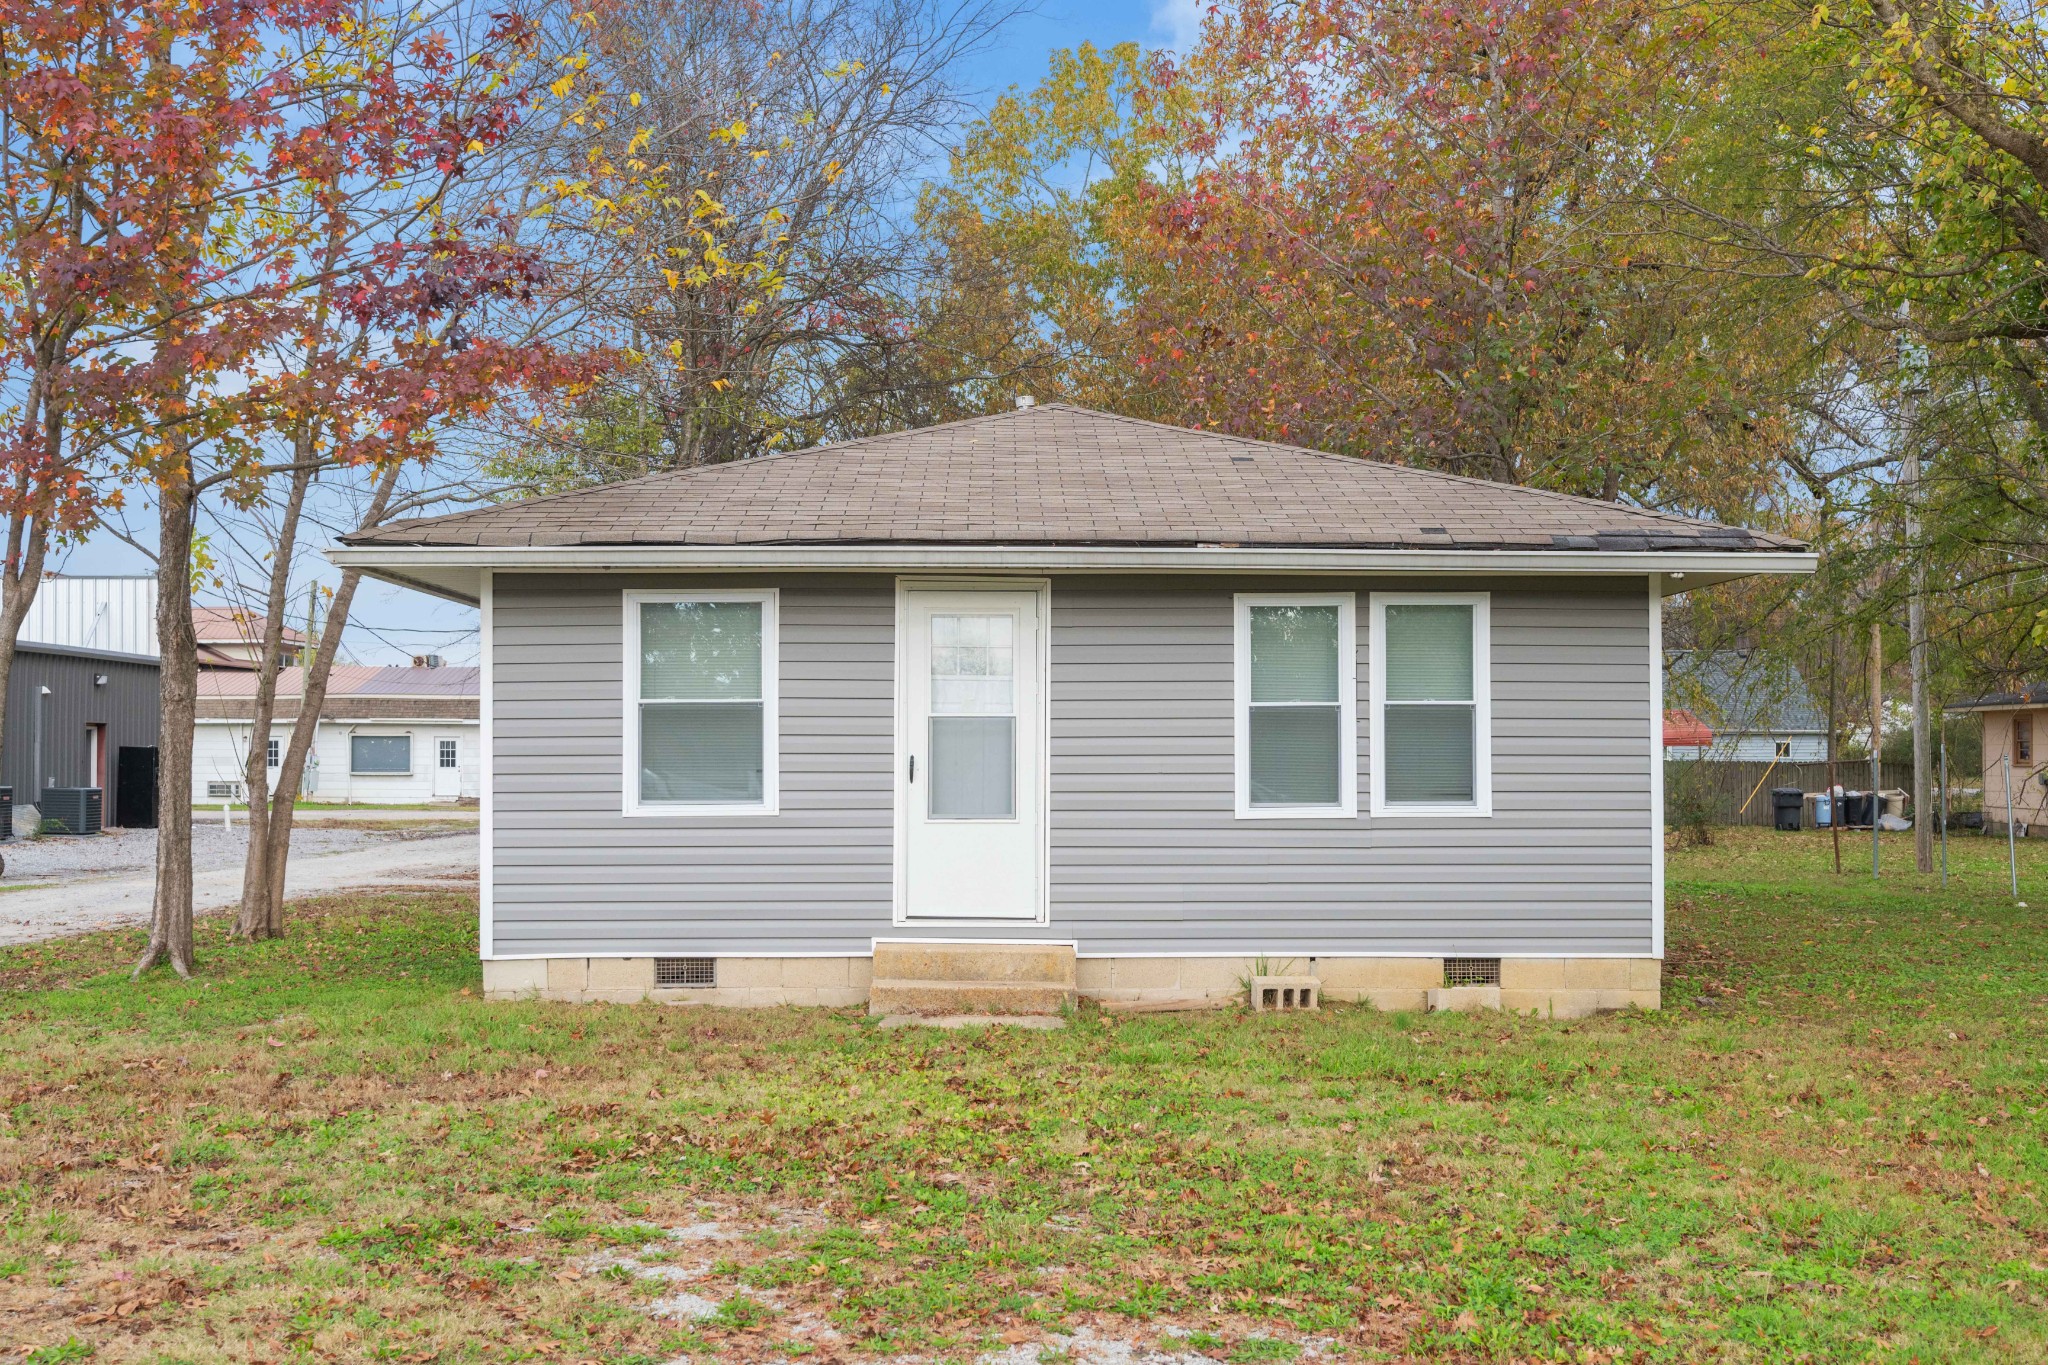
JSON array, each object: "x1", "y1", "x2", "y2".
[{"x1": 489, "y1": 572, "x2": 1655, "y2": 958}]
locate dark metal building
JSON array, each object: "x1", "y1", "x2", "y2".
[{"x1": 3, "y1": 642, "x2": 161, "y2": 828}]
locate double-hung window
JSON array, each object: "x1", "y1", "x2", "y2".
[
  {"x1": 1369, "y1": 593, "x2": 1490, "y2": 816},
  {"x1": 626, "y1": 591, "x2": 778, "y2": 815},
  {"x1": 1234, "y1": 594, "x2": 1357, "y2": 818}
]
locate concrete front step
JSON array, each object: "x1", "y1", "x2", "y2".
[
  {"x1": 871, "y1": 941, "x2": 1076, "y2": 987},
  {"x1": 867, "y1": 978, "x2": 1075, "y2": 1016}
]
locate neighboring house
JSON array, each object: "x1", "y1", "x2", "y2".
[
  {"x1": 334, "y1": 403, "x2": 1814, "y2": 1016},
  {"x1": 1946, "y1": 683, "x2": 2048, "y2": 836},
  {"x1": 1664, "y1": 650, "x2": 1830, "y2": 762},
  {"x1": 192, "y1": 606, "x2": 306, "y2": 671},
  {"x1": 18, "y1": 574, "x2": 158, "y2": 656},
  {"x1": 10, "y1": 575, "x2": 161, "y2": 828},
  {"x1": 193, "y1": 663, "x2": 479, "y2": 805}
]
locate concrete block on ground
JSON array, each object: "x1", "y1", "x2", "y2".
[{"x1": 1250, "y1": 974, "x2": 1320, "y2": 1011}]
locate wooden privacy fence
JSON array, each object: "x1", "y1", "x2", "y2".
[{"x1": 1665, "y1": 760, "x2": 1920, "y2": 827}]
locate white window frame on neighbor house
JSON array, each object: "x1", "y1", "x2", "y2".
[
  {"x1": 350, "y1": 732, "x2": 414, "y2": 777},
  {"x1": 622, "y1": 588, "x2": 779, "y2": 818},
  {"x1": 1368, "y1": 591, "x2": 1492, "y2": 818},
  {"x1": 1233, "y1": 592, "x2": 1358, "y2": 820}
]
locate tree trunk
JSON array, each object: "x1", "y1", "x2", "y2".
[
  {"x1": 0, "y1": 511, "x2": 53, "y2": 812},
  {"x1": 0, "y1": 378, "x2": 68, "y2": 830},
  {"x1": 244, "y1": 463, "x2": 405, "y2": 936},
  {"x1": 135, "y1": 464, "x2": 200, "y2": 978},
  {"x1": 232, "y1": 454, "x2": 316, "y2": 940}
]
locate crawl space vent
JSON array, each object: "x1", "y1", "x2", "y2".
[
  {"x1": 1444, "y1": 957, "x2": 1501, "y2": 988},
  {"x1": 655, "y1": 957, "x2": 716, "y2": 988}
]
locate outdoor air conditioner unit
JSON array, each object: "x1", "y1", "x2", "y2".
[{"x1": 39, "y1": 787, "x2": 103, "y2": 836}]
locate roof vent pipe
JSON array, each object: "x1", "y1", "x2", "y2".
[{"x1": 1015, "y1": 395, "x2": 1036, "y2": 409}]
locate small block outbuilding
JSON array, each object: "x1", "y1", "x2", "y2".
[
  {"x1": 332, "y1": 404, "x2": 1815, "y2": 1015},
  {"x1": 1947, "y1": 683, "x2": 2048, "y2": 837}
]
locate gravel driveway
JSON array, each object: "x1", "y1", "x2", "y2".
[
  {"x1": 0, "y1": 823, "x2": 479, "y2": 945},
  {"x1": 0, "y1": 822, "x2": 423, "y2": 883}
]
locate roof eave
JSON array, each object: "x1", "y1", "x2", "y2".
[{"x1": 328, "y1": 543, "x2": 1818, "y2": 606}]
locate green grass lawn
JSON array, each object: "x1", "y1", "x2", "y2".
[{"x1": 2, "y1": 829, "x2": 2045, "y2": 1363}]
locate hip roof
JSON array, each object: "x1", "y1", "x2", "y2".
[{"x1": 344, "y1": 404, "x2": 1804, "y2": 554}]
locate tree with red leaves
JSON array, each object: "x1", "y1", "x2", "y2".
[{"x1": 0, "y1": 0, "x2": 604, "y2": 975}]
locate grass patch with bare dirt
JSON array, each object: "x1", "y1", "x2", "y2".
[{"x1": 1, "y1": 829, "x2": 2045, "y2": 1362}]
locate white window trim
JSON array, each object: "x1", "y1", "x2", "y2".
[
  {"x1": 1233, "y1": 592, "x2": 1358, "y2": 820},
  {"x1": 1368, "y1": 591, "x2": 1492, "y2": 818},
  {"x1": 622, "y1": 588, "x2": 780, "y2": 818},
  {"x1": 349, "y1": 732, "x2": 415, "y2": 778}
]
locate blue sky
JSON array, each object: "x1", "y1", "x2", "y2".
[{"x1": 58, "y1": 0, "x2": 1188, "y2": 665}]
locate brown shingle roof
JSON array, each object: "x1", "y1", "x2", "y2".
[{"x1": 345, "y1": 404, "x2": 1804, "y2": 553}]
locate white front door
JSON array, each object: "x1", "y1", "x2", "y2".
[
  {"x1": 901, "y1": 587, "x2": 1043, "y2": 920},
  {"x1": 432, "y1": 736, "x2": 461, "y2": 799}
]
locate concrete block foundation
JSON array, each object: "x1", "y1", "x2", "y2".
[{"x1": 484, "y1": 953, "x2": 1660, "y2": 1015}]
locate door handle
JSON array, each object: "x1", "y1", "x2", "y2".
[{"x1": 908, "y1": 754, "x2": 915, "y2": 782}]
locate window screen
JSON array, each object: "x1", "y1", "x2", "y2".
[
  {"x1": 1381, "y1": 602, "x2": 1478, "y2": 806},
  {"x1": 1247, "y1": 603, "x2": 1343, "y2": 807},
  {"x1": 638, "y1": 599, "x2": 767, "y2": 806},
  {"x1": 351, "y1": 734, "x2": 411, "y2": 774}
]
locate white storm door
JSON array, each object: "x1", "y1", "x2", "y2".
[
  {"x1": 432, "y1": 736, "x2": 461, "y2": 798},
  {"x1": 902, "y1": 589, "x2": 1043, "y2": 920}
]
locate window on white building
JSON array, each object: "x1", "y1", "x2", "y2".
[{"x1": 351, "y1": 734, "x2": 412, "y2": 775}]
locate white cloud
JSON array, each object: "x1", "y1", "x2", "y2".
[{"x1": 1150, "y1": 0, "x2": 1209, "y2": 53}]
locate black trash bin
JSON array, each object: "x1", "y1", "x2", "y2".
[
  {"x1": 1771, "y1": 787, "x2": 1804, "y2": 832},
  {"x1": 1842, "y1": 790, "x2": 1875, "y2": 828}
]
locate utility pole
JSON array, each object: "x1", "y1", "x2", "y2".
[
  {"x1": 1828, "y1": 640, "x2": 1842, "y2": 874},
  {"x1": 1871, "y1": 620, "x2": 1883, "y2": 878},
  {"x1": 1903, "y1": 382, "x2": 1933, "y2": 873},
  {"x1": 303, "y1": 581, "x2": 320, "y2": 669}
]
